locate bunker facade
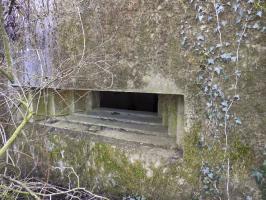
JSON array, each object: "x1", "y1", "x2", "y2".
[{"x1": 7, "y1": 0, "x2": 266, "y2": 198}]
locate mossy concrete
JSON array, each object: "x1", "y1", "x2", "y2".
[
  {"x1": 12, "y1": 0, "x2": 266, "y2": 157},
  {"x1": 17, "y1": 124, "x2": 190, "y2": 199},
  {"x1": 13, "y1": 123, "x2": 260, "y2": 199},
  {"x1": 8, "y1": 0, "x2": 266, "y2": 198},
  {"x1": 31, "y1": 89, "x2": 74, "y2": 119}
]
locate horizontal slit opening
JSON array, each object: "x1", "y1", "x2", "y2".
[{"x1": 99, "y1": 91, "x2": 158, "y2": 113}]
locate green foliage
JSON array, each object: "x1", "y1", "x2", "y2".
[
  {"x1": 186, "y1": 0, "x2": 264, "y2": 198},
  {"x1": 182, "y1": 125, "x2": 202, "y2": 185},
  {"x1": 200, "y1": 164, "x2": 221, "y2": 197},
  {"x1": 183, "y1": 125, "x2": 254, "y2": 198},
  {"x1": 45, "y1": 135, "x2": 188, "y2": 199},
  {"x1": 254, "y1": 1, "x2": 266, "y2": 11},
  {"x1": 90, "y1": 143, "x2": 185, "y2": 199},
  {"x1": 230, "y1": 137, "x2": 253, "y2": 165},
  {"x1": 91, "y1": 143, "x2": 147, "y2": 196}
]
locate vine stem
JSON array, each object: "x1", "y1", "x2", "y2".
[
  {"x1": 213, "y1": 0, "x2": 223, "y2": 46},
  {"x1": 212, "y1": 1, "x2": 230, "y2": 199},
  {"x1": 226, "y1": 158, "x2": 230, "y2": 200},
  {"x1": 224, "y1": 100, "x2": 233, "y2": 200},
  {"x1": 223, "y1": 21, "x2": 247, "y2": 198}
]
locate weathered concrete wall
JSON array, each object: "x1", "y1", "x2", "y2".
[
  {"x1": 7, "y1": 0, "x2": 266, "y2": 198},
  {"x1": 15, "y1": 0, "x2": 188, "y2": 95},
  {"x1": 53, "y1": 0, "x2": 187, "y2": 94},
  {"x1": 13, "y1": 1, "x2": 265, "y2": 145},
  {"x1": 15, "y1": 124, "x2": 259, "y2": 199}
]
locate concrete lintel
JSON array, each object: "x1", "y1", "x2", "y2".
[{"x1": 11, "y1": 84, "x2": 185, "y2": 96}]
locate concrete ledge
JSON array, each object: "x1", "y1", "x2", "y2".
[{"x1": 37, "y1": 120, "x2": 177, "y2": 149}]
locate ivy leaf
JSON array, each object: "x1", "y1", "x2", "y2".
[
  {"x1": 235, "y1": 117, "x2": 242, "y2": 125},
  {"x1": 181, "y1": 36, "x2": 187, "y2": 47},
  {"x1": 217, "y1": 88, "x2": 224, "y2": 98},
  {"x1": 197, "y1": 14, "x2": 204, "y2": 22},
  {"x1": 235, "y1": 70, "x2": 241, "y2": 77},
  {"x1": 231, "y1": 56, "x2": 237, "y2": 62},
  {"x1": 256, "y1": 11, "x2": 263, "y2": 17},
  {"x1": 206, "y1": 66, "x2": 212, "y2": 71},
  {"x1": 233, "y1": 95, "x2": 240, "y2": 101},
  {"x1": 221, "y1": 53, "x2": 232, "y2": 62},
  {"x1": 207, "y1": 102, "x2": 212, "y2": 108},
  {"x1": 247, "y1": 0, "x2": 255, "y2": 4},
  {"x1": 232, "y1": 3, "x2": 239, "y2": 12},
  {"x1": 197, "y1": 34, "x2": 205, "y2": 41},
  {"x1": 214, "y1": 25, "x2": 221, "y2": 33},
  {"x1": 202, "y1": 166, "x2": 210, "y2": 175},
  {"x1": 197, "y1": 6, "x2": 203, "y2": 12},
  {"x1": 221, "y1": 100, "x2": 228, "y2": 107},
  {"x1": 214, "y1": 66, "x2": 223, "y2": 75},
  {"x1": 208, "y1": 172, "x2": 214, "y2": 179},
  {"x1": 253, "y1": 22, "x2": 260, "y2": 30},
  {"x1": 204, "y1": 86, "x2": 208, "y2": 93},
  {"x1": 222, "y1": 107, "x2": 228, "y2": 112},
  {"x1": 213, "y1": 83, "x2": 219, "y2": 89},
  {"x1": 214, "y1": 92, "x2": 219, "y2": 97},
  {"x1": 207, "y1": 58, "x2": 215, "y2": 65},
  {"x1": 221, "y1": 100, "x2": 228, "y2": 112},
  {"x1": 209, "y1": 46, "x2": 215, "y2": 53},
  {"x1": 238, "y1": 7, "x2": 244, "y2": 17},
  {"x1": 251, "y1": 170, "x2": 263, "y2": 184},
  {"x1": 245, "y1": 196, "x2": 252, "y2": 200},
  {"x1": 225, "y1": 114, "x2": 230, "y2": 120},
  {"x1": 236, "y1": 16, "x2": 242, "y2": 24},
  {"x1": 215, "y1": 3, "x2": 224, "y2": 15},
  {"x1": 225, "y1": 42, "x2": 230, "y2": 46}
]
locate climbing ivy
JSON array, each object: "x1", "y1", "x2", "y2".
[{"x1": 181, "y1": 0, "x2": 265, "y2": 199}]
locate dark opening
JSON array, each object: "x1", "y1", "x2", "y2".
[{"x1": 100, "y1": 91, "x2": 158, "y2": 112}]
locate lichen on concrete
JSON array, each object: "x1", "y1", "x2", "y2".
[{"x1": 14, "y1": 122, "x2": 259, "y2": 199}]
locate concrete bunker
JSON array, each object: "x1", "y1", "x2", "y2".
[{"x1": 32, "y1": 89, "x2": 185, "y2": 147}]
